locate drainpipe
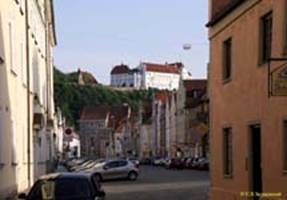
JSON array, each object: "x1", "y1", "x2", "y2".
[{"x1": 25, "y1": 0, "x2": 32, "y2": 186}]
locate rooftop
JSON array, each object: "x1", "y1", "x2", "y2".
[
  {"x1": 143, "y1": 62, "x2": 180, "y2": 74},
  {"x1": 111, "y1": 64, "x2": 130, "y2": 75}
]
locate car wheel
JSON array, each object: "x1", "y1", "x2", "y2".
[
  {"x1": 128, "y1": 171, "x2": 138, "y2": 181},
  {"x1": 95, "y1": 173, "x2": 103, "y2": 182}
]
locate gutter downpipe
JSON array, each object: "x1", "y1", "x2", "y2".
[{"x1": 25, "y1": 0, "x2": 32, "y2": 187}]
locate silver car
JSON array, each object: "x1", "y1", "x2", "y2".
[{"x1": 87, "y1": 159, "x2": 139, "y2": 181}]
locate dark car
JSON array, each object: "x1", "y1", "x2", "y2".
[
  {"x1": 18, "y1": 173, "x2": 106, "y2": 200},
  {"x1": 166, "y1": 158, "x2": 183, "y2": 169}
]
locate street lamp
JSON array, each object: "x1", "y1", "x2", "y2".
[{"x1": 111, "y1": 115, "x2": 116, "y2": 158}]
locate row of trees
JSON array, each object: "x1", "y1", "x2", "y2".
[{"x1": 54, "y1": 68, "x2": 153, "y2": 128}]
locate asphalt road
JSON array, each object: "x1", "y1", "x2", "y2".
[{"x1": 102, "y1": 166, "x2": 210, "y2": 200}]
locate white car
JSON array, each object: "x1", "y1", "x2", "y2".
[{"x1": 87, "y1": 159, "x2": 139, "y2": 181}]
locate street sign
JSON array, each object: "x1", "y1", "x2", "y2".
[{"x1": 271, "y1": 62, "x2": 287, "y2": 96}]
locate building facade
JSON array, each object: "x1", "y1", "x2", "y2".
[
  {"x1": 208, "y1": 0, "x2": 287, "y2": 199},
  {"x1": 79, "y1": 105, "x2": 131, "y2": 159},
  {"x1": 0, "y1": 0, "x2": 57, "y2": 198},
  {"x1": 176, "y1": 78, "x2": 208, "y2": 157}
]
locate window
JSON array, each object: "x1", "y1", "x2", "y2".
[
  {"x1": 222, "y1": 38, "x2": 232, "y2": 81},
  {"x1": 283, "y1": 120, "x2": 287, "y2": 172},
  {"x1": 20, "y1": 42, "x2": 27, "y2": 86},
  {"x1": 260, "y1": 12, "x2": 273, "y2": 64},
  {"x1": 106, "y1": 161, "x2": 119, "y2": 169},
  {"x1": 8, "y1": 22, "x2": 16, "y2": 74},
  {"x1": 223, "y1": 127, "x2": 232, "y2": 177}
]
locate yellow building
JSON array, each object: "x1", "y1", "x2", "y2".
[{"x1": 0, "y1": 0, "x2": 56, "y2": 198}]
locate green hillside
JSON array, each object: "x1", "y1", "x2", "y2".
[{"x1": 54, "y1": 67, "x2": 153, "y2": 128}]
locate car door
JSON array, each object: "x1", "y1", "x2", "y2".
[
  {"x1": 102, "y1": 161, "x2": 120, "y2": 180},
  {"x1": 115, "y1": 160, "x2": 129, "y2": 178}
]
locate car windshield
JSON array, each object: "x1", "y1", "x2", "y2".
[{"x1": 28, "y1": 179, "x2": 91, "y2": 200}]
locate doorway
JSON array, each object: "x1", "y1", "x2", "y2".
[{"x1": 249, "y1": 124, "x2": 262, "y2": 199}]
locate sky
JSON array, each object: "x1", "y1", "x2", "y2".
[{"x1": 53, "y1": 0, "x2": 209, "y2": 84}]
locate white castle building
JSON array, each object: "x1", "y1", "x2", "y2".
[{"x1": 110, "y1": 62, "x2": 192, "y2": 91}]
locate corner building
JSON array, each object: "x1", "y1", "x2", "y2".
[{"x1": 208, "y1": 0, "x2": 287, "y2": 199}]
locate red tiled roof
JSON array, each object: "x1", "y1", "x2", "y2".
[
  {"x1": 111, "y1": 64, "x2": 130, "y2": 75},
  {"x1": 80, "y1": 105, "x2": 130, "y2": 132},
  {"x1": 143, "y1": 63, "x2": 180, "y2": 74},
  {"x1": 80, "y1": 105, "x2": 110, "y2": 121},
  {"x1": 154, "y1": 91, "x2": 168, "y2": 102},
  {"x1": 183, "y1": 79, "x2": 207, "y2": 92}
]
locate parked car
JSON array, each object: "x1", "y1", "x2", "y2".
[
  {"x1": 127, "y1": 158, "x2": 140, "y2": 168},
  {"x1": 140, "y1": 158, "x2": 152, "y2": 165},
  {"x1": 165, "y1": 158, "x2": 184, "y2": 169},
  {"x1": 18, "y1": 173, "x2": 106, "y2": 200},
  {"x1": 88, "y1": 159, "x2": 139, "y2": 181},
  {"x1": 191, "y1": 157, "x2": 206, "y2": 169},
  {"x1": 197, "y1": 157, "x2": 209, "y2": 170},
  {"x1": 152, "y1": 157, "x2": 167, "y2": 166},
  {"x1": 184, "y1": 157, "x2": 195, "y2": 169}
]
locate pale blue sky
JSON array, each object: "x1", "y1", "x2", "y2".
[{"x1": 54, "y1": 0, "x2": 209, "y2": 84}]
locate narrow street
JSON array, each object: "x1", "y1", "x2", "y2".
[{"x1": 102, "y1": 166, "x2": 209, "y2": 200}]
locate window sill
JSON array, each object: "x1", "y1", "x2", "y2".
[
  {"x1": 222, "y1": 78, "x2": 232, "y2": 85},
  {"x1": 258, "y1": 61, "x2": 268, "y2": 68},
  {"x1": 223, "y1": 174, "x2": 233, "y2": 179},
  {"x1": 10, "y1": 69, "x2": 18, "y2": 77}
]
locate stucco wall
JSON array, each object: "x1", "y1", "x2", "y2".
[{"x1": 209, "y1": 0, "x2": 287, "y2": 199}]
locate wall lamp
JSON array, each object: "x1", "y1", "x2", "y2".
[{"x1": 0, "y1": 56, "x2": 4, "y2": 64}]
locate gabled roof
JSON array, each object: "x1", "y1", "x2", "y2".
[
  {"x1": 80, "y1": 104, "x2": 130, "y2": 134},
  {"x1": 80, "y1": 105, "x2": 110, "y2": 121},
  {"x1": 111, "y1": 64, "x2": 130, "y2": 75},
  {"x1": 183, "y1": 79, "x2": 207, "y2": 92},
  {"x1": 154, "y1": 91, "x2": 168, "y2": 102},
  {"x1": 184, "y1": 79, "x2": 207, "y2": 109},
  {"x1": 143, "y1": 63, "x2": 180, "y2": 74},
  {"x1": 78, "y1": 70, "x2": 98, "y2": 84}
]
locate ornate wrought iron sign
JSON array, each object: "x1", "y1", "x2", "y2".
[{"x1": 268, "y1": 58, "x2": 287, "y2": 97}]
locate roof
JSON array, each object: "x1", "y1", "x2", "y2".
[
  {"x1": 206, "y1": 0, "x2": 246, "y2": 27},
  {"x1": 39, "y1": 172, "x2": 92, "y2": 180},
  {"x1": 183, "y1": 79, "x2": 207, "y2": 92},
  {"x1": 154, "y1": 91, "x2": 168, "y2": 102},
  {"x1": 111, "y1": 64, "x2": 130, "y2": 75},
  {"x1": 80, "y1": 105, "x2": 110, "y2": 121},
  {"x1": 78, "y1": 70, "x2": 98, "y2": 84},
  {"x1": 80, "y1": 105, "x2": 130, "y2": 132},
  {"x1": 107, "y1": 106, "x2": 130, "y2": 131},
  {"x1": 184, "y1": 80, "x2": 207, "y2": 109},
  {"x1": 143, "y1": 62, "x2": 180, "y2": 74}
]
